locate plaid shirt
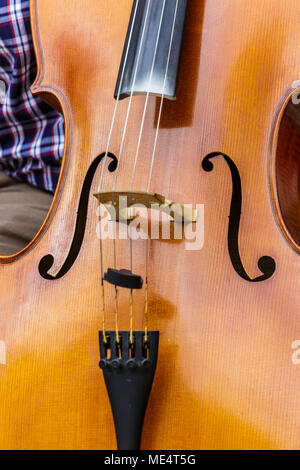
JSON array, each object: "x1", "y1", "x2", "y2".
[{"x1": 0, "y1": 0, "x2": 64, "y2": 192}]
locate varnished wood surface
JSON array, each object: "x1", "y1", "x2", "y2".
[{"x1": 0, "y1": 0, "x2": 299, "y2": 449}]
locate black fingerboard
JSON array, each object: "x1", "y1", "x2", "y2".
[{"x1": 114, "y1": 0, "x2": 189, "y2": 100}]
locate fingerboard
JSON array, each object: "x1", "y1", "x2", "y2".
[{"x1": 114, "y1": 0, "x2": 189, "y2": 100}]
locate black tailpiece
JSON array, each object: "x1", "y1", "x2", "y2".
[{"x1": 99, "y1": 331, "x2": 159, "y2": 450}]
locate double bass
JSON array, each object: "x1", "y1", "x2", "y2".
[{"x1": 0, "y1": 0, "x2": 300, "y2": 450}]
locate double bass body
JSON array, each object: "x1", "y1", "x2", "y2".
[{"x1": 0, "y1": 0, "x2": 299, "y2": 450}]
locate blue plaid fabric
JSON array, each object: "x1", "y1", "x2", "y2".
[{"x1": 0, "y1": 0, "x2": 64, "y2": 192}]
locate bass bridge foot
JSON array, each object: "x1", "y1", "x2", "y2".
[{"x1": 99, "y1": 330, "x2": 159, "y2": 450}]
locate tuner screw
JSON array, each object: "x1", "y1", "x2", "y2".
[
  {"x1": 126, "y1": 359, "x2": 137, "y2": 370},
  {"x1": 142, "y1": 359, "x2": 152, "y2": 369},
  {"x1": 111, "y1": 359, "x2": 121, "y2": 369}
]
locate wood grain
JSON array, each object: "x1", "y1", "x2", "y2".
[{"x1": 0, "y1": 0, "x2": 299, "y2": 449}]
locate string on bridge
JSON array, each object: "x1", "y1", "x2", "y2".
[
  {"x1": 143, "y1": 0, "x2": 180, "y2": 342},
  {"x1": 127, "y1": 0, "x2": 168, "y2": 345},
  {"x1": 97, "y1": 0, "x2": 180, "y2": 346},
  {"x1": 96, "y1": 0, "x2": 142, "y2": 343},
  {"x1": 110, "y1": 0, "x2": 153, "y2": 345}
]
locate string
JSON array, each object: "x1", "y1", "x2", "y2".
[
  {"x1": 147, "y1": 0, "x2": 179, "y2": 193},
  {"x1": 129, "y1": 0, "x2": 167, "y2": 191},
  {"x1": 98, "y1": 0, "x2": 179, "y2": 346},
  {"x1": 96, "y1": 0, "x2": 141, "y2": 195},
  {"x1": 127, "y1": 0, "x2": 167, "y2": 344},
  {"x1": 108, "y1": 0, "x2": 152, "y2": 345},
  {"x1": 111, "y1": 0, "x2": 152, "y2": 192},
  {"x1": 144, "y1": 0, "x2": 179, "y2": 342},
  {"x1": 97, "y1": 0, "x2": 141, "y2": 343}
]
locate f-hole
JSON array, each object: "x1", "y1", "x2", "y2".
[
  {"x1": 38, "y1": 152, "x2": 118, "y2": 280},
  {"x1": 202, "y1": 152, "x2": 276, "y2": 282}
]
